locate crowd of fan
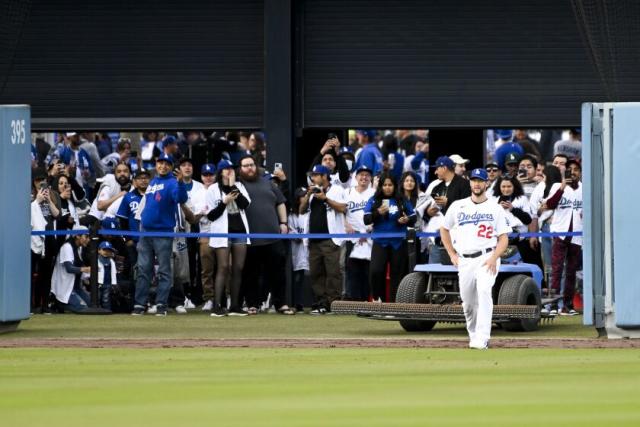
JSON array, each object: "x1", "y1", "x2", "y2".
[{"x1": 29, "y1": 128, "x2": 582, "y2": 316}]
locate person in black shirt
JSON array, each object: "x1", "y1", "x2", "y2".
[
  {"x1": 426, "y1": 156, "x2": 471, "y2": 263},
  {"x1": 299, "y1": 165, "x2": 348, "y2": 313}
]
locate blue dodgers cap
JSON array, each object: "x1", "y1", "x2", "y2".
[
  {"x1": 161, "y1": 135, "x2": 177, "y2": 148},
  {"x1": 470, "y1": 168, "x2": 489, "y2": 181},
  {"x1": 156, "y1": 153, "x2": 174, "y2": 165},
  {"x1": 355, "y1": 165, "x2": 373, "y2": 175},
  {"x1": 98, "y1": 241, "x2": 116, "y2": 252},
  {"x1": 356, "y1": 129, "x2": 377, "y2": 141},
  {"x1": 216, "y1": 159, "x2": 234, "y2": 170},
  {"x1": 201, "y1": 163, "x2": 216, "y2": 175},
  {"x1": 101, "y1": 217, "x2": 118, "y2": 230},
  {"x1": 495, "y1": 129, "x2": 513, "y2": 140},
  {"x1": 309, "y1": 164, "x2": 330, "y2": 176},
  {"x1": 435, "y1": 156, "x2": 455, "y2": 169}
]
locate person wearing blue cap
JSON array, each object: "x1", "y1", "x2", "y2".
[
  {"x1": 204, "y1": 159, "x2": 252, "y2": 317},
  {"x1": 131, "y1": 153, "x2": 188, "y2": 316},
  {"x1": 116, "y1": 168, "x2": 149, "y2": 279},
  {"x1": 440, "y1": 168, "x2": 511, "y2": 349},
  {"x1": 300, "y1": 164, "x2": 348, "y2": 313},
  {"x1": 353, "y1": 130, "x2": 384, "y2": 177},
  {"x1": 97, "y1": 241, "x2": 117, "y2": 311}
]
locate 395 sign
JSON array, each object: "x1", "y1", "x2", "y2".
[{"x1": 10, "y1": 119, "x2": 27, "y2": 144}]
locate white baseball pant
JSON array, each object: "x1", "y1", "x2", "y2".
[{"x1": 457, "y1": 252, "x2": 500, "y2": 346}]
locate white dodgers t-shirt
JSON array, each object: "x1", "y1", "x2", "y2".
[
  {"x1": 345, "y1": 187, "x2": 375, "y2": 260},
  {"x1": 443, "y1": 197, "x2": 512, "y2": 255}
]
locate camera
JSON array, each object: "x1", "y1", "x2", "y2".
[
  {"x1": 327, "y1": 133, "x2": 337, "y2": 140},
  {"x1": 518, "y1": 168, "x2": 527, "y2": 178},
  {"x1": 38, "y1": 181, "x2": 48, "y2": 191},
  {"x1": 564, "y1": 169, "x2": 572, "y2": 179},
  {"x1": 311, "y1": 186, "x2": 323, "y2": 194}
]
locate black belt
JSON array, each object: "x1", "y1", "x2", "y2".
[{"x1": 461, "y1": 248, "x2": 493, "y2": 258}]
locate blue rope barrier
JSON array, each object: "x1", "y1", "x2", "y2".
[{"x1": 31, "y1": 229, "x2": 584, "y2": 239}]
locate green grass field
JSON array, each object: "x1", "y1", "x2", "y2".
[
  {"x1": 1, "y1": 347, "x2": 639, "y2": 427},
  {"x1": 8, "y1": 312, "x2": 596, "y2": 340},
  {"x1": 2, "y1": 314, "x2": 638, "y2": 426}
]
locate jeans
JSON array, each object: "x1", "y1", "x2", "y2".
[
  {"x1": 63, "y1": 283, "x2": 91, "y2": 313},
  {"x1": 99, "y1": 284, "x2": 111, "y2": 311},
  {"x1": 428, "y1": 242, "x2": 442, "y2": 264},
  {"x1": 135, "y1": 236, "x2": 173, "y2": 309}
]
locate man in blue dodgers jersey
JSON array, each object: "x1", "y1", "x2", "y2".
[
  {"x1": 131, "y1": 154, "x2": 188, "y2": 316},
  {"x1": 440, "y1": 168, "x2": 511, "y2": 350},
  {"x1": 116, "y1": 169, "x2": 150, "y2": 281}
]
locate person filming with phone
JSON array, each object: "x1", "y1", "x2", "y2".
[
  {"x1": 363, "y1": 172, "x2": 416, "y2": 302},
  {"x1": 300, "y1": 164, "x2": 348, "y2": 314}
]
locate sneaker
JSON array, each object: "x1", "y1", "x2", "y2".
[
  {"x1": 175, "y1": 305, "x2": 187, "y2": 314},
  {"x1": 147, "y1": 304, "x2": 158, "y2": 315},
  {"x1": 131, "y1": 306, "x2": 145, "y2": 316},
  {"x1": 201, "y1": 300, "x2": 214, "y2": 311},
  {"x1": 155, "y1": 306, "x2": 168, "y2": 317},
  {"x1": 541, "y1": 308, "x2": 550, "y2": 316},
  {"x1": 310, "y1": 308, "x2": 324, "y2": 315},
  {"x1": 560, "y1": 308, "x2": 579, "y2": 316},
  {"x1": 184, "y1": 298, "x2": 196, "y2": 309},
  {"x1": 210, "y1": 307, "x2": 228, "y2": 317},
  {"x1": 549, "y1": 309, "x2": 558, "y2": 316},
  {"x1": 469, "y1": 340, "x2": 488, "y2": 350},
  {"x1": 228, "y1": 308, "x2": 248, "y2": 317}
]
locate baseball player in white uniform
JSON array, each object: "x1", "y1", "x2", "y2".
[{"x1": 440, "y1": 168, "x2": 511, "y2": 349}]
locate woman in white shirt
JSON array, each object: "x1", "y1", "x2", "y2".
[
  {"x1": 205, "y1": 160, "x2": 251, "y2": 317},
  {"x1": 491, "y1": 176, "x2": 534, "y2": 263}
]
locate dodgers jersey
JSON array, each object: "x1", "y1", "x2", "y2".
[{"x1": 443, "y1": 197, "x2": 512, "y2": 255}]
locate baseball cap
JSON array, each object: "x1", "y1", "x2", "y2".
[
  {"x1": 65, "y1": 132, "x2": 77, "y2": 137},
  {"x1": 201, "y1": 163, "x2": 216, "y2": 175},
  {"x1": 356, "y1": 129, "x2": 377, "y2": 141},
  {"x1": 495, "y1": 129, "x2": 513, "y2": 140},
  {"x1": 101, "y1": 217, "x2": 118, "y2": 230},
  {"x1": 309, "y1": 164, "x2": 330, "y2": 176},
  {"x1": 434, "y1": 156, "x2": 455, "y2": 169},
  {"x1": 355, "y1": 165, "x2": 373, "y2": 175},
  {"x1": 133, "y1": 169, "x2": 150, "y2": 179},
  {"x1": 470, "y1": 168, "x2": 489, "y2": 181},
  {"x1": 98, "y1": 241, "x2": 116, "y2": 252},
  {"x1": 156, "y1": 153, "x2": 174, "y2": 165},
  {"x1": 449, "y1": 154, "x2": 470, "y2": 165},
  {"x1": 178, "y1": 157, "x2": 193, "y2": 166},
  {"x1": 505, "y1": 152, "x2": 520, "y2": 165},
  {"x1": 339, "y1": 146, "x2": 354, "y2": 156},
  {"x1": 216, "y1": 159, "x2": 234, "y2": 170},
  {"x1": 485, "y1": 161, "x2": 499, "y2": 169},
  {"x1": 161, "y1": 136, "x2": 177, "y2": 148}
]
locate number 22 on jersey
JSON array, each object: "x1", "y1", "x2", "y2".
[{"x1": 477, "y1": 225, "x2": 493, "y2": 238}]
